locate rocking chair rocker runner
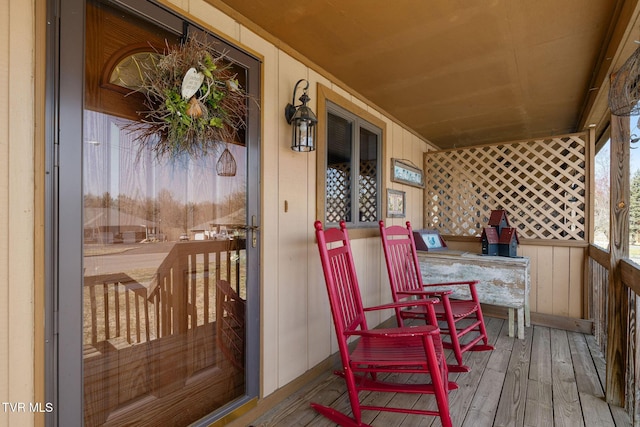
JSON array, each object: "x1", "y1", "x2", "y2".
[
  {"x1": 312, "y1": 220, "x2": 456, "y2": 427},
  {"x1": 379, "y1": 221, "x2": 494, "y2": 372}
]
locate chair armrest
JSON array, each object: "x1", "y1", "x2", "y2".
[
  {"x1": 363, "y1": 298, "x2": 439, "y2": 313},
  {"x1": 346, "y1": 324, "x2": 440, "y2": 338},
  {"x1": 423, "y1": 280, "x2": 479, "y2": 288},
  {"x1": 423, "y1": 280, "x2": 481, "y2": 303},
  {"x1": 398, "y1": 290, "x2": 452, "y2": 298}
]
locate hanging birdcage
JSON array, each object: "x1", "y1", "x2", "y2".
[
  {"x1": 609, "y1": 46, "x2": 640, "y2": 116},
  {"x1": 216, "y1": 148, "x2": 237, "y2": 176}
]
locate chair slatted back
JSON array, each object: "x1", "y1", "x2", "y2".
[
  {"x1": 380, "y1": 222, "x2": 424, "y2": 296},
  {"x1": 314, "y1": 221, "x2": 368, "y2": 338},
  {"x1": 380, "y1": 221, "x2": 440, "y2": 327}
]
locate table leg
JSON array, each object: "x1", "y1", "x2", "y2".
[
  {"x1": 508, "y1": 308, "x2": 514, "y2": 337},
  {"x1": 517, "y1": 308, "x2": 524, "y2": 339}
]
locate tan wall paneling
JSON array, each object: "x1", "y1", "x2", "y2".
[
  {"x1": 569, "y1": 246, "x2": 585, "y2": 318},
  {"x1": 0, "y1": 0, "x2": 9, "y2": 422},
  {"x1": 0, "y1": 0, "x2": 8, "y2": 418},
  {"x1": 552, "y1": 248, "x2": 571, "y2": 316},
  {"x1": 306, "y1": 69, "x2": 333, "y2": 371},
  {"x1": 519, "y1": 245, "x2": 539, "y2": 313},
  {"x1": 276, "y1": 51, "x2": 310, "y2": 387},
  {"x1": 535, "y1": 247, "x2": 556, "y2": 315},
  {"x1": 2, "y1": 0, "x2": 36, "y2": 426},
  {"x1": 352, "y1": 239, "x2": 374, "y2": 324},
  {"x1": 387, "y1": 122, "x2": 405, "y2": 227},
  {"x1": 531, "y1": 245, "x2": 585, "y2": 318},
  {"x1": 187, "y1": 0, "x2": 240, "y2": 41},
  {"x1": 524, "y1": 246, "x2": 575, "y2": 318}
]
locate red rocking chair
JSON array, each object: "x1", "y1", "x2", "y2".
[
  {"x1": 379, "y1": 221, "x2": 494, "y2": 372},
  {"x1": 312, "y1": 220, "x2": 456, "y2": 427}
]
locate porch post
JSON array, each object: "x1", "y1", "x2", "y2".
[{"x1": 606, "y1": 112, "x2": 630, "y2": 407}]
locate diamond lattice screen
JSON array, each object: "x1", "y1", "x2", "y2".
[
  {"x1": 424, "y1": 134, "x2": 587, "y2": 240},
  {"x1": 326, "y1": 161, "x2": 378, "y2": 223},
  {"x1": 326, "y1": 162, "x2": 352, "y2": 223},
  {"x1": 359, "y1": 160, "x2": 377, "y2": 222}
]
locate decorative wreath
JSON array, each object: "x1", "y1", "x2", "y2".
[{"x1": 130, "y1": 35, "x2": 248, "y2": 159}]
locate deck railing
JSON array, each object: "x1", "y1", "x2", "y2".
[
  {"x1": 83, "y1": 237, "x2": 245, "y2": 346},
  {"x1": 589, "y1": 245, "x2": 610, "y2": 353},
  {"x1": 587, "y1": 244, "x2": 640, "y2": 424},
  {"x1": 84, "y1": 273, "x2": 152, "y2": 345}
]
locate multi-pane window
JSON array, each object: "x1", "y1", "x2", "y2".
[{"x1": 325, "y1": 103, "x2": 381, "y2": 226}]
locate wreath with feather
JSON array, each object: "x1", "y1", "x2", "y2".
[{"x1": 129, "y1": 35, "x2": 248, "y2": 159}]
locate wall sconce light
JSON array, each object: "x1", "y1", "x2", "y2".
[{"x1": 284, "y1": 79, "x2": 317, "y2": 152}]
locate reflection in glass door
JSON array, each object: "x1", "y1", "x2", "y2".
[{"x1": 79, "y1": 1, "x2": 259, "y2": 425}]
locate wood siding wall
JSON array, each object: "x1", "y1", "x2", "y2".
[{"x1": 1, "y1": 1, "x2": 36, "y2": 426}]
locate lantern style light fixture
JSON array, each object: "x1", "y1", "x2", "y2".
[{"x1": 284, "y1": 79, "x2": 317, "y2": 152}]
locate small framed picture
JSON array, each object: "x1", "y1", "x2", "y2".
[{"x1": 386, "y1": 189, "x2": 406, "y2": 218}]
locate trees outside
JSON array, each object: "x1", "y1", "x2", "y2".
[
  {"x1": 84, "y1": 188, "x2": 246, "y2": 243},
  {"x1": 594, "y1": 138, "x2": 640, "y2": 261},
  {"x1": 593, "y1": 142, "x2": 610, "y2": 248}
]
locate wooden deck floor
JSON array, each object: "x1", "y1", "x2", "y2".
[{"x1": 248, "y1": 317, "x2": 631, "y2": 426}]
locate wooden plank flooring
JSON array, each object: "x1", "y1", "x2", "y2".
[{"x1": 248, "y1": 318, "x2": 631, "y2": 426}]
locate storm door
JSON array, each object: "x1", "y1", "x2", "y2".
[{"x1": 53, "y1": 0, "x2": 260, "y2": 425}]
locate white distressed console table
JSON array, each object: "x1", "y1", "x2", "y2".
[{"x1": 417, "y1": 251, "x2": 530, "y2": 339}]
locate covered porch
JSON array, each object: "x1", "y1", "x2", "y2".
[{"x1": 5, "y1": 0, "x2": 640, "y2": 425}]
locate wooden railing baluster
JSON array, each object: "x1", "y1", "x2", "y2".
[{"x1": 84, "y1": 237, "x2": 246, "y2": 346}]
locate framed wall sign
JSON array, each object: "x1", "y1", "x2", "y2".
[
  {"x1": 391, "y1": 158, "x2": 425, "y2": 188},
  {"x1": 386, "y1": 189, "x2": 406, "y2": 218},
  {"x1": 413, "y1": 229, "x2": 448, "y2": 251}
]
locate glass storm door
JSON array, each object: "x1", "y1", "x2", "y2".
[{"x1": 54, "y1": 0, "x2": 260, "y2": 425}]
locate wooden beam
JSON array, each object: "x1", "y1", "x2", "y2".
[
  {"x1": 606, "y1": 112, "x2": 630, "y2": 407},
  {"x1": 621, "y1": 259, "x2": 640, "y2": 295},
  {"x1": 585, "y1": 127, "x2": 596, "y2": 320}
]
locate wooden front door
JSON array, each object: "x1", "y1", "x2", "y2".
[{"x1": 54, "y1": 0, "x2": 260, "y2": 425}]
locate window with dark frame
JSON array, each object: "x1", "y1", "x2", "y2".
[{"x1": 325, "y1": 102, "x2": 382, "y2": 226}]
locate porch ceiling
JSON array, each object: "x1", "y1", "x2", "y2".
[{"x1": 212, "y1": 0, "x2": 634, "y2": 149}]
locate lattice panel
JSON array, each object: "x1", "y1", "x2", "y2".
[
  {"x1": 326, "y1": 163, "x2": 352, "y2": 223},
  {"x1": 359, "y1": 160, "x2": 377, "y2": 222},
  {"x1": 326, "y1": 161, "x2": 378, "y2": 223},
  {"x1": 424, "y1": 134, "x2": 587, "y2": 240}
]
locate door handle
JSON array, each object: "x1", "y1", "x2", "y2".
[
  {"x1": 238, "y1": 225, "x2": 260, "y2": 231},
  {"x1": 236, "y1": 219, "x2": 259, "y2": 248},
  {"x1": 249, "y1": 215, "x2": 259, "y2": 248}
]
